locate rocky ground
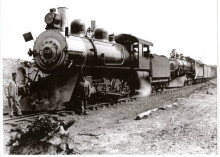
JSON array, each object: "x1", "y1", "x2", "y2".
[{"x1": 3, "y1": 79, "x2": 217, "y2": 155}]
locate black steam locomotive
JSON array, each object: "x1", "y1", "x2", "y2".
[{"x1": 19, "y1": 7, "x2": 216, "y2": 111}]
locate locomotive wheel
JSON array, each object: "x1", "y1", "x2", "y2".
[
  {"x1": 111, "y1": 78, "x2": 122, "y2": 92},
  {"x1": 103, "y1": 78, "x2": 111, "y2": 92},
  {"x1": 152, "y1": 84, "x2": 164, "y2": 93},
  {"x1": 151, "y1": 85, "x2": 158, "y2": 93},
  {"x1": 121, "y1": 81, "x2": 130, "y2": 96},
  {"x1": 160, "y1": 85, "x2": 164, "y2": 91},
  {"x1": 111, "y1": 78, "x2": 131, "y2": 96}
]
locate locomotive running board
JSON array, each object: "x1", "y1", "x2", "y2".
[{"x1": 168, "y1": 75, "x2": 187, "y2": 88}]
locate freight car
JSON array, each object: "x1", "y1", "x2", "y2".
[{"x1": 17, "y1": 7, "x2": 216, "y2": 112}]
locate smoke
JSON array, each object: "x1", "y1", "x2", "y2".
[{"x1": 135, "y1": 78, "x2": 152, "y2": 97}]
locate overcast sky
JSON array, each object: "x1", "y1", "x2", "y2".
[{"x1": 0, "y1": 0, "x2": 218, "y2": 65}]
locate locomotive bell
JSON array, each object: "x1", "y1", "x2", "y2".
[
  {"x1": 70, "y1": 19, "x2": 86, "y2": 36},
  {"x1": 94, "y1": 28, "x2": 108, "y2": 41}
]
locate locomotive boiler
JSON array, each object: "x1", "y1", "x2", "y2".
[
  {"x1": 29, "y1": 7, "x2": 142, "y2": 74},
  {"x1": 21, "y1": 7, "x2": 171, "y2": 111}
]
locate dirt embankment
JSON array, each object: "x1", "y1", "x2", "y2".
[{"x1": 4, "y1": 79, "x2": 217, "y2": 155}]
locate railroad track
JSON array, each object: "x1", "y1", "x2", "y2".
[
  {"x1": 3, "y1": 112, "x2": 49, "y2": 124},
  {"x1": 86, "y1": 83, "x2": 205, "y2": 110},
  {"x1": 3, "y1": 82, "x2": 207, "y2": 125}
]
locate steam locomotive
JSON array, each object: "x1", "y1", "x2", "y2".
[
  {"x1": 168, "y1": 49, "x2": 217, "y2": 87},
  {"x1": 19, "y1": 7, "x2": 216, "y2": 112}
]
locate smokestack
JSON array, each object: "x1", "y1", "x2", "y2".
[
  {"x1": 91, "y1": 20, "x2": 96, "y2": 31},
  {"x1": 57, "y1": 7, "x2": 68, "y2": 32}
]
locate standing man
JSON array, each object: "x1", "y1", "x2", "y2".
[
  {"x1": 5, "y1": 72, "x2": 22, "y2": 117},
  {"x1": 78, "y1": 76, "x2": 91, "y2": 115}
]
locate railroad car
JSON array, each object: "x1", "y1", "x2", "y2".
[{"x1": 210, "y1": 65, "x2": 217, "y2": 78}]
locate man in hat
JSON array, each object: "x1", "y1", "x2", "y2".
[
  {"x1": 5, "y1": 72, "x2": 22, "y2": 117},
  {"x1": 78, "y1": 76, "x2": 91, "y2": 115}
]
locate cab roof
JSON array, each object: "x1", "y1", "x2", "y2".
[{"x1": 115, "y1": 34, "x2": 153, "y2": 46}]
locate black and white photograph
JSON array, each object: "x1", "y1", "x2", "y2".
[{"x1": 0, "y1": 0, "x2": 218, "y2": 155}]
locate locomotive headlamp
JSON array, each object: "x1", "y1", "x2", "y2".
[
  {"x1": 45, "y1": 13, "x2": 54, "y2": 24},
  {"x1": 45, "y1": 13, "x2": 61, "y2": 25},
  {"x1": 45, "y1": 8, "x2": 57, "y2": 24},
  {"x1": 45, "y1": 8, "x2": 61, "y2": 30}
]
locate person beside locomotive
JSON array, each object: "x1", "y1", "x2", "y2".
[
  {"x1": 5, "y1": 72, "x2": 23, "y2": 118},
  {"x1": 78, "y1": 76, "x2": 91, "y2": 115}
]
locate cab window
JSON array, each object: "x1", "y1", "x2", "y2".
[
  {"x1": 143, "y1": 44, "x2": 150, "y2": 57},
  {"x1": 133, "y1": 42, "x2": 139, "y2": 52}
]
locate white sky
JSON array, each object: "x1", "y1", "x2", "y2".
[{"x1": 0, "y1": 0, "x2": 218, "y2": 65}]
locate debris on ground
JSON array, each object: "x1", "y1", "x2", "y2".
[
  {"x1": 7, "y1": 115, "x2": 77, "y2": 155},
  {"x1": 135, "y1": 102, "x2": 179, "y2": 120},
  {"x1": 135, "y1": 110, "x2": 152, "y2": 120},
  {"x1": 206, "y1": 91, "x2": 213, "y2": 95},
  {"x1": 58, "y1": 112, "x2": 68, "y2": 117},
  {"x1": 78, "y1": 133, "x2": 100, "y2": 137}
]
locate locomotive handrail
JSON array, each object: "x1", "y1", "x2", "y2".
[{"x1": 86, "y1": 37, "x2": 98, "y2": 60}]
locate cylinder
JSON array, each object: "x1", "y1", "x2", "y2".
[{"x1": 57, "y1": 7, "x2": 68, "y2": 32}]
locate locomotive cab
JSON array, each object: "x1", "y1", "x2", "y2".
[
  {"x1": 115, "y1": 34, "x2": 154, "y2": 68},
  {"x1": 137, "y1": 39, "x2": 152, "y2": 58},
  {"x1": 116, "y1": 34, "x2": 153, "y2": 56}
]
